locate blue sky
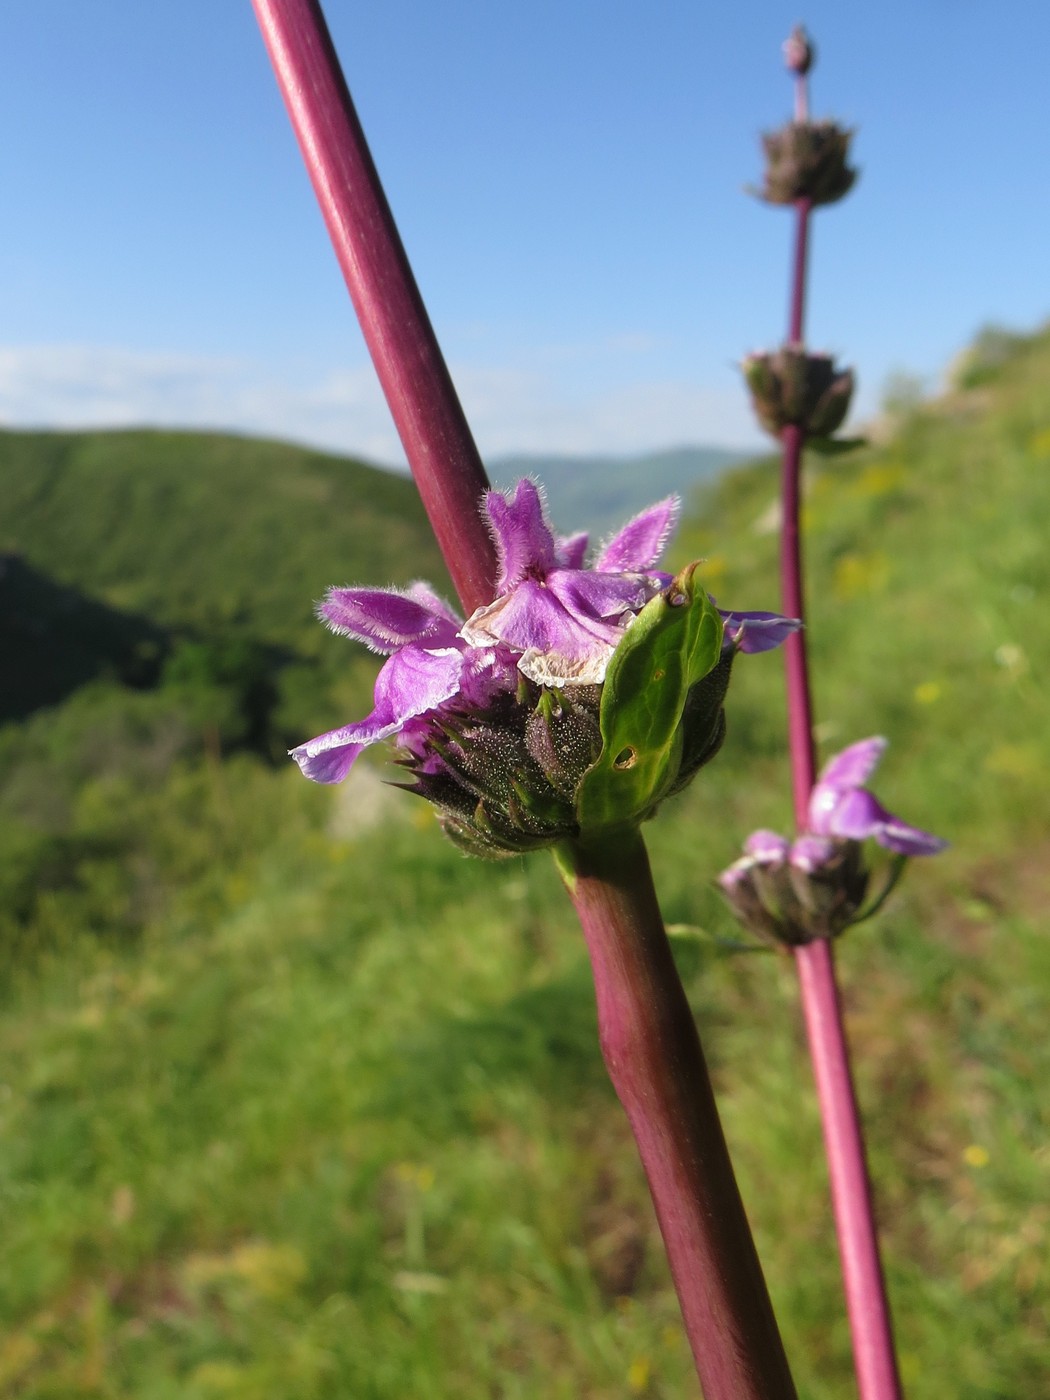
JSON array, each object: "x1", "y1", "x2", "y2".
[{"x1": 1, "y1": 1, "x2": 1047, "y2": 464}]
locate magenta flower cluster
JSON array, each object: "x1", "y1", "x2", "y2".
[{"x1": 292, "y1": 480, "x2": 794, "y2": 787}]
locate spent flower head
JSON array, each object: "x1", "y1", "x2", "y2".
[
  {"x1": 292, "y1": 481, "x2": 798, "y2": 855},
  {"x1": 755, "y1": 119, "x2": 857, "y2": 208},
  {"x1": 742, "y1": 345, "x2": 854, "y2": 442}
]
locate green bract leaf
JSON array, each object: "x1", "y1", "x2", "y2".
[
  {"x1": 575, "y1": 563, "x2": 724, "y2": 831},
  {"x1": 808, "y1": 435, "x2": 868, "y2": 457}
]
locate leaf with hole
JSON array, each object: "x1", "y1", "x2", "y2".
[{"x1": 575, "y1": 563, "x2": 724, "y2": 832}]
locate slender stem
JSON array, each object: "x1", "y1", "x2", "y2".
[
  {"x1": 780, "y1": 200, "x2": 904, "y2": 1400},
  {"x1": 787, "y1": 197, "x2": 812, "y2": 345},
  {"x1": 251, "y1": 0, "x2": 496, "y2": 614},
  {"x1": 795, "y1": 939, "x2": 904, "y2": 1400},
  {"x1": 559, "y1": 832, "x2": 797, "y2": 1400},
  {"x1": 779, "y1": 420, "x2": 817, "y2": 830},
  {"x1": 794, "y1": 71, "x2": 809, "y2": 124}
]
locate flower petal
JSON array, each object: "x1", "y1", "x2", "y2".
[
  {"x1": 372, "y1": 644, "x2": 466, "y2": 719},
  {"x1": 320, "y1": 584, "x2": 461, "y2": 653},
  {"x1": 463, "y1": 579, "x2": 622, "y2": 657},
  {"x1": 290, "y1": 719, "x2": 390, "y2": 784},
  {"x1": 517, "y1": 644, "x2": 611, "y2": 686},
  {"x1": 290, "y1": 644, "x2": 466, "y2": 784},
  {"x1": 557, "y1": 531, "x2": 589, "y2": 569},
  {"x1": 790, "y1": 834, "x2": 837, "y2": 873},
  {"x1": 873, "y1": 818, "x2": 949, "y2": 857},
  {"x1": 829, "y1": 789, "x2": 947, "y2": 855},
  {"x1": 718, "y1": 855, "x2": 758, "y2": 892},
  {"x1": 483, "y1": 479, "x2": 558, "y2": 592},
  {"x1": 824, "y1": 787, "x2": 946, "y2": 856},
  {"x1": 404, "y1": 581, "x2": 464, "y2": 625},
  {"x1": 817, "y1": 736, "x2": 887, "y2": 792},
  {"x1": 546, "y1": 568, "x2": 660, "y2": 628},
  {"x1": 455, "y1": 645, "x2": 520, "y2": 706},
  {"x1": 744, "y1": 829, "x2": 791, "y2": 862},
  {"x1": 595, "y1": 496, "x2": 679, "y2": 572},
  {"x1": 719, "y1": 609, "x2": 801, "y2": 654}
]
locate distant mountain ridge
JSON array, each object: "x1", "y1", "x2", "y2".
[{"x1": 487, "y1": 446, "x2": 751, "y2": 538}]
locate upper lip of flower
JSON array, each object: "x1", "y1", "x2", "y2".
[{"x1": 459, "y1": 479, "x2": 678, "y2": 686}]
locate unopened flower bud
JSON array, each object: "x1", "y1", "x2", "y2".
[
  {"x1": 755, "y1": 119, "x2": 856, "y2": 207},
  {"x1": 409, "y1": 683, "x2": 603, "y2": 858},
  {"x1": 742, "y1": 346, "x2": 854, "y2": 442},
  {"x1": 718, "y1": 858, "x2": 788, "y2": 946},
  {"x1": 783, "y1": 25, "x2": 814, "y2": 76}
]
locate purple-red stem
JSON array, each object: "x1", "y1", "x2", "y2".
[
  {"x1": 779, "y1": 421, "x2": 817, "y2": 826},
  {"x1": 794, "y1": 69, "x2": 810, "y2": 125},
  {"x1": 251, "y1": 0, "x2": 496, "y2": 615},
  {"x1": 782, "y1": 198, "x2": 904, "y2": 1400},
  {"x1": 560, "y1": 833, "x2": 796, "y2": 1400},
  {"x1": 787, "y1": 197, "x2": 812, "y2": 347},
  {"x1": 251, "y1": 2, "x2": 793, "y2": 1391},
  {"x1": 796, "y1": 939, "x2": 903, "y2": 1400}
]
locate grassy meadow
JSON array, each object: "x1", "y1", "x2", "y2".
[{"x1": 1, "y1": 324, "x2": 1048, "y2": 1397}]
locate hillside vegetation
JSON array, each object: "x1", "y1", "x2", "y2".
[{"x1": 1, "y1": 325, "x2": 1048, "y2": 1398}]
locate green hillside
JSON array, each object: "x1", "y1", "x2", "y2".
[
  {"x1": 0, "y1": 428, "x2": 447, "y2": 648},
  {"x1": 0, "y1": 427, "x2": 449, "y2": 753},
  {"x1": 0, "y1": 326, "x2": 1048, "y2": 1398}
]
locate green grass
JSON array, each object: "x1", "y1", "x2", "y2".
[{"x1": 2, "y1": 326, "x2": 1049, "y2": 1396}]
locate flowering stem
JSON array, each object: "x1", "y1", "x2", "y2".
[
  {"x1": 254, "y1": 6, "x2": 793, "y2": 1391},
  {"x1": 250, "y1": 0, "x2": 496, "y2": 614},
  {"x1": 557, "y1": 831, "x2": 797, "y2": 1400},
  {"x1": 780, "y1": 204, "x2": 904, "y2": 1400}
]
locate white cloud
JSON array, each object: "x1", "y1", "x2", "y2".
[
  {"x1": 0, "y1": 344, "x2": 402, "y2": 465},
  {"x1": 0, "y1": 342, "x2": 765, "y2": 463}
]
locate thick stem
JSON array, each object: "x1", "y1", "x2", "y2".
[
  {"x1": 559, "y1": 831, "x2": 797, "y2": 1400},
  {"x1": 780, "y1": 200, "x2": 904, "y2": 1400},
  {"x1": 251, "y1": 0, "x2": 496, "y2": 614}
]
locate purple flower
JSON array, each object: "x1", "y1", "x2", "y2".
[
  {"x1": 460, "y1": 480, "x2": 799, "y2": 681},
  {"x1": 718, "y1": 738, "x2": 946, "y2": 944},
  {"x1": 289, "y1": 582, "x2": 517, "y2": 783},
  {"x1": 719, "y1": 609, "x2": 801, "y2": 655},
  {"x1": 460, "y1": 479, "x2": 677, "y2": 686},
  {"x1": 290, "y1": 479, "x2": 799, "y2": 814},
  {"x1": 808, "y1": 737, "x2": 947, "y2": 856}
]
